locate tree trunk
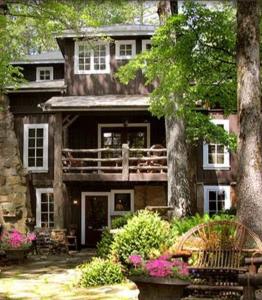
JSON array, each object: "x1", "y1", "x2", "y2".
[
  {"x1": 158, "y1": 1, "x2": 192, "y2": 217},
  {"x1": 236, "y1": 0, "x2": 262, "y2": 237}
]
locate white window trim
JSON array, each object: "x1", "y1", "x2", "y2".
[
  {"x1": 35, "y1": 188, "x2": 54, "y2": 228},
  {"x1": 36, "y1": 66, "x2": 53, "y2": 81},
  {"x1": 204, "y1": 185, "x2": 231, "y2": 214},
  {"x1": 23, "y1": 123, "x2": 49, "y2": 173},
  {"x1": 74, "y1": 40, "x2": 110, "y2": 74},
  {"x1": 115, "y1": 40, "x2": 136, "y2": 60},
  {"x1": 142, "y1": 39, "x2": 151, "y2": 52},
  {"x1": 110, "y1": 189, "x2": 134, "y2": 215},
  {"x1": 203, "y1": 119, "x2": 230, "y2": 170},
  {"x1": 81, "y1": 192, "x2": 111, "y2": 245}
]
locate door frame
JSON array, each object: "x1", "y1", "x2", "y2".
[{"x1": 81, "y1": 192, "x2": 111, "y2": 245}]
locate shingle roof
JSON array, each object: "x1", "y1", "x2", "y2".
[
  {"x1": 7, "y1": 79, "x2": 66, "y2": 93},
  {"x1": 40, "y1": 95, "x2": 150, "y2": 111},
  {"x1": 12, "y1": 51, "x2": 64, "y2": 65}
]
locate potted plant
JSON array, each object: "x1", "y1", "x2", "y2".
[
  {"x1": 128, "y1": 254, "x2": 190, "y2": 300},
  {"x1": 0, "y1": 229, "x2": 36, "y2": 261}
]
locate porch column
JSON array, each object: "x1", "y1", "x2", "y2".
[{"x1": 53, "y1": 112, "x2": 64, "y2": 229}]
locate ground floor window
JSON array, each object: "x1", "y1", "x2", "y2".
[
  {"x1": 36, "y1": 188, "x2": 54, "y2": 228},
  {"x1": 204, "y1": 185, "x2": 231, "y2": 215},
  {"x1": 110, "y1": 189, "x2": 134, "y2": 215}
]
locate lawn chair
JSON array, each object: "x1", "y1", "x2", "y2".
[{"x1": 176, "y1": 220, "x2": 262, "y2": 299}]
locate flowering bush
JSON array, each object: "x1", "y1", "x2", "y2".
[
  {"x1": 128, "y1": 254, "x2": 189, "y2": 279},
  {"x1": 0, "y1": 229, "x2": 36, "y2": 250}
]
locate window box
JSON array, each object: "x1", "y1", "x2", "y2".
[
  {"x1": 115, "y1": 40, "x2": 136, "y2": 60},
  {"x1": 74, "y1": 41, "x2": 110, "y2": 74},
  {"x1": 36, "y1": 67, "x2": 53, "y2": 81},
  {"x1": 23, "y1": 124, "x2": 48, "y2": 172},
  {"x1": 111, "y1": 190, "x2": 134, "y2": 215},
  {"x1": 203, "y1": 119, "x2": 230, "y2": 170},
  {"x1": 204, "y1": 185, "x2": 231, "y2": 214}
]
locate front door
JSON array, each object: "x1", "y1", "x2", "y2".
[{"x1": 81, "y1": 193, "x2": 109, "y2": 247}]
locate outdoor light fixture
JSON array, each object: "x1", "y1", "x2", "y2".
[{"x1": 73, "y1": 200, "x2": 78, "y2": 205}]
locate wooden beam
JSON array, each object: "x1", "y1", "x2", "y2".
[
  {"x1": 53, "y1": 113, "x2": 65, "y2": 229},
  {"x1": 122, "y1": 144, "x2": 129, "y2": 180}
]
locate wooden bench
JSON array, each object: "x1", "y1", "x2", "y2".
[{"x1": 176, "y1": 220, "x2": 262, "y2": 299}]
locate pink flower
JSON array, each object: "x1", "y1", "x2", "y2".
[
  {"x1": 145, "y1": 258, "x2": 174, "y2": 277},
  {"x1": 129, "y1": 255, "x2": 143, "y2": 267}
]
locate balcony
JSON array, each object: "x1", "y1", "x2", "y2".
[{"x1": 62, "y1": 144, "x2": 167, "y2": 182}]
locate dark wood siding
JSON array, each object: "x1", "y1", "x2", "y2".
[{"x1": 62, "y1": 36, "x2": 155, "y2": 96}]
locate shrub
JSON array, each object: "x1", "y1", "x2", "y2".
[
  {"x1": 96, "y1": 229, "x2": 114, "y2": 258},
  {"x1": 79, "y1": 258, "x2": 124, "y2": 287},
  {"x1": 111, "y1": 212, "x2": 134, "y2": 229},
  {"x1": 111, "y1": 210, "x2": 172, "y2": 265}
]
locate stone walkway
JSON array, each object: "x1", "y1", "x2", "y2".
[{"x1": 0, "y1": 250, "x2": 138, "y2": 300}]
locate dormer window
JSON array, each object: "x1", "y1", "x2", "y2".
[
  {"x1": 142, "y1": 39, "x2": 152, "y2": 51},
  {"x1": 36, "y1": 67, "x2": 53, "y2": 81},
  {"x1": 115, "y1": 40, "x2": 136, "y2": 60},
  {"x1": 74, "y1": 41, "x2": 110, "y2": 74}
]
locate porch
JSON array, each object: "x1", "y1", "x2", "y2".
[{"x1": 62, "y1": 144, "x2": 167, "y2": 182}]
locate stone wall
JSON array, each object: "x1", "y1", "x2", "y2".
[{"x1": 0, "y1": 95, "x2": 30, "y2": 232}]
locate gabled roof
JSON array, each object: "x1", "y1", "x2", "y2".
[
  {"x1": 55, "y1": 24, "x2": 157, "y2": 38},
  {"x1": 12, "y1": 51, "x2": 64, "y2": 65},
  {"x1": 40, "y1": 95, "x2": 150, "y2": 112}
]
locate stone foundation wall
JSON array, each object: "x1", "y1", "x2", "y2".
[
  {"x1": 0, "y1": 95, "x2": 30, "y2": 232},
  {"x1": 134, "y1": 185, "x2": 167, "y2": 211}
]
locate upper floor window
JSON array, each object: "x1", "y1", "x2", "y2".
[
  {"x1": 36, "y1": 67, "x2": 53, "y2": 81},
  {"x1": 36, "y1": 188, "x2": 54, "y2": 228},
  {"x1": 142, "y1": 39, "x2": 152, "y2": 52},
  {"x1": 23, "y1": 124, "x2": 48, "y2": 172},
  {"x1": 115, "y1": 40, "x2": 136, "y2": 60},
  {"x1": 203, "y1": 119, "x2": 230, "y2": 170},
  {"x1": 204, "y1": 185, "x2": 231, "y2": 215},
  {"x1": 74, "y1": 41, "x2": 110, "y2": 74}
]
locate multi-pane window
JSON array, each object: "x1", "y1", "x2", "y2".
[
  {"x1": 111, "y1": 190, "x2": 134, "y2": 215},
  {"x1": 36, "y1": 188, "x2": 54, "y2": 228},
  {"x1": 115, "y1": 40, "x2": 136, "y2": 59},
  {"x1": 142, "y1": 39, "x2": 152, "y2": 52},
  {"x1": 36, "y1": 67, "x2": 53, "y2": 81},
  {"x1": 75, "y1": 41, "x2": 110, "y2": 74},
  {"x1": 203, "y1": 120, "x2": 230, "y2": 170},
  {"x1": 23, "y1": 124, "x2": 48, "y2": 172},
  {"x1": 204, "y1": 186, "x2": 231, "y2": 215}
]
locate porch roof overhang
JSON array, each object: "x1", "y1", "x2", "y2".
[{"x1": 40, "y1": 95, "x2": 150, "y2": 112}]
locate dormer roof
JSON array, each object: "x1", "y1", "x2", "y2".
[{"x1": 12, "y1": 51, "x2": 64, "y2": 65}]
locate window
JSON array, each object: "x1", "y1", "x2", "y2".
[
  {"x1": 23, "y1": 124, "x2": 48, "y2": 172},
  {"x1": 204, "y1": 185, "x2": 231, "y2": 215},
  {"x1": 36, "y1": 67, "x2": 53, "y2": 81},
  {"x1": 115, "y1": 40, "x2": 136, "y2": 59},
  {"x1": 142, "y1": 39, "x2": 152, "y2": 52},
  {"x1": 111, "y1": 190, "x2": 134, "y2": 215},
  {"x1": 203, "y1": 119, "x2": 230, "y2": 170},
  {"x1": 74, "y1": 41, "x2": 110, "y2": 74},
  {"x1": 36, "y1": 188, "x2": 54, "y2": 228}
]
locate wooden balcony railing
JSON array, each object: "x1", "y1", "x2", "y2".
[{"x1": 62, "y1": 144, "x2": 167, "y2": 181}]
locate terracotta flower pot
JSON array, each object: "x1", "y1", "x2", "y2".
[{"x1": 129, "y1": 276, "x2": 190, "y2": 300}]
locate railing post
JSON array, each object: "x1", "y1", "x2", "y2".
[{"x1": 122, "y1": 144, "x2": 129, "y2": 180}]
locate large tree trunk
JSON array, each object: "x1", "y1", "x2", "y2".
[
  {"x1": 158, "y1": 1, "x2": 192, "y2": 217},
  {"x1": 236, "y1": 0, "x2": 262, "y2": 237}
]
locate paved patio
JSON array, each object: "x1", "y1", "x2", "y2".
[{"x1": 0, "y1": 250, "x2": 138, "y2": 300}]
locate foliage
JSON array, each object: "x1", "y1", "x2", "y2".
[
  {"x1": 129, "y1": 253, "x2": 189, "y2": 279},
  {"x1": 0, "y1": 229, "x2": 36, "y2": 250},
  {"x1": 116, "y1": 1, "x2": 237, "y2": 150},
  {"x1": 111, "y1": 210, "x2": 173, "y2": 265},
  {"x1": 96, "y1": 229, "x2": 114, "y2": 259},
  {"x1": 111, "y1": 212, "x2": 134, "y2": 229},
  {"x1": 78, "y1": 257, "x2": 124, "y2": 287},
  {"x1": 170, "y1": 213, "x2": 236, "y2": 237}
]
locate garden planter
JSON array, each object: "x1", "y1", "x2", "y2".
[
  {"x1": 4, "y1": 249, "x2": 29, "y2": 262},
  {"x1": 129, "y1": 276, "x2": 190, "y2": 300}
]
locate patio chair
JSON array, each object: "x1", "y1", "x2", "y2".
[{"x1": 176, "y1": 220, "x2": 262, "y2": 299}]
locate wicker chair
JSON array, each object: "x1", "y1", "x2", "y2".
[{"x1": 176, "y1": 220, "x2": 262, "y2": 299}]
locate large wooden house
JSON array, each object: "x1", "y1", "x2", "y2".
[{"x1": 7, "y1": 24, "x2": 238, "y2": 246}]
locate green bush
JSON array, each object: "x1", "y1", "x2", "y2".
[
  {"x1": 111, "y1": 212, "x2": 134, "y2": 229},
  {"x1": 171, "y1": 213, "x2": 236, "y2": 237},
  {"x1": 111, "y1": 210, "x2": 172, "y2": 264},
  {"x1": 79, "y1": 258, "x2": 124, "y2": 287},
  {"x1": 96, "y1": 229, "x2": 114, "y2": 258}
]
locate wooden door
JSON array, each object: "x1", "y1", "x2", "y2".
[{"x1": 85, "y1": 195, "x2": 108, "y2": 247}]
